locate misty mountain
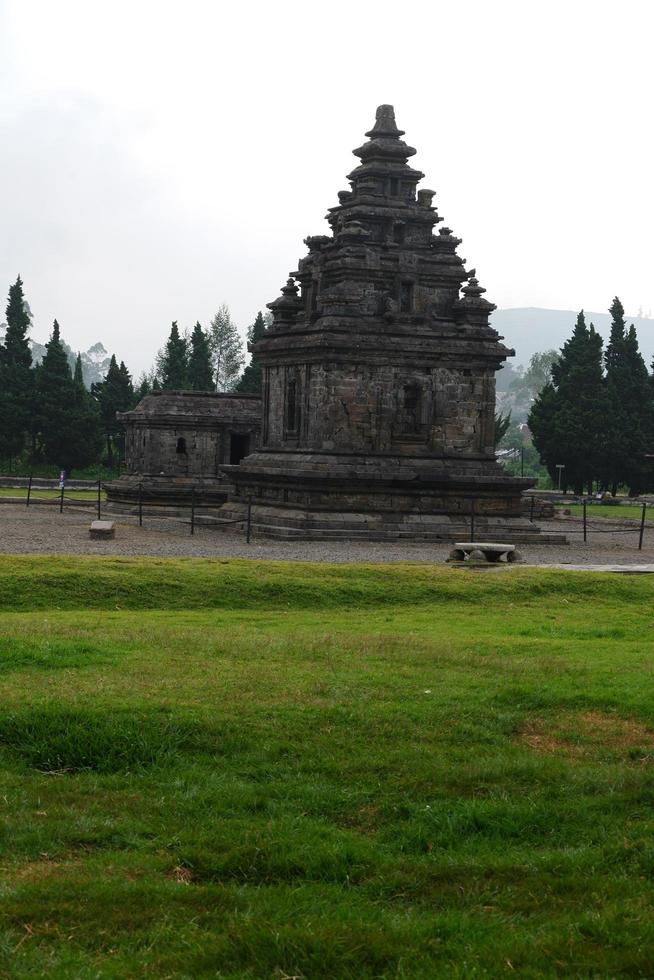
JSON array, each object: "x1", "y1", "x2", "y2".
[
  {"x1": 492, "y1": 308, "x2": 654, "y2": 371},
  {"x1": 31, "y1": 338, "x2": 112, "y2": 387},
  {"x1": 0, "y1": 325, "x2": 112, "y2": 388}
]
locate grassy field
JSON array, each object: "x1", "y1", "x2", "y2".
[
  {"x1": 0, "y1": 488, "x2": 102, "y2": 501},
  {"x1": 1, "y1": 556, "x2": 654, "y2": 978},
  {"x1": 556, "y1": 502, "x2": 653, "y2": 522}
]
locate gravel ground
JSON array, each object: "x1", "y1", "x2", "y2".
[{"x1": 1, "y1": 503, "x2": 653, "y2": 565}]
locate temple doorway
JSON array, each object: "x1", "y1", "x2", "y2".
[{"x1": 229, "y1": 433, "x2": 250, "y2": 465}]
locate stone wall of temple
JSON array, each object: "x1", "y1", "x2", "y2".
[
  {"x1": 216, "y1": 105, "x2": 557, "y2": 541},
  {"x1": 104, "y1": 390, "x2": 261, "y2": 510},
  {"x1": 262, "y1": 362, "x2": 495, "y2": 456},
  {"x1": 121, "y1": 391, "x2": 261, "y2": 477}
]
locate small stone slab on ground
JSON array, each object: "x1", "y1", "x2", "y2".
[
  {"x1": 448, "y1": 542, "x2": 522, "y2": 563},
  {"x1": 89, "y1": 520, "x2": 115, "y2": 540}
]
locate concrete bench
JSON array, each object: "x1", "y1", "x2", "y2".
[
  {"x1": 448, "y1": 541, "x2": 522, "y2": 563},
  {"x1": 89, "y1": 520, "x2": 115, "y2": 540}
]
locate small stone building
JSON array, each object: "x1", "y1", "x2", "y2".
[{"x1": 104, "y1": 390, "x2": 261, "y2": 509}]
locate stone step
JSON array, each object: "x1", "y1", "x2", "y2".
[{"x1": 245, "y1": 523, "x2": 566, "y2": 544}]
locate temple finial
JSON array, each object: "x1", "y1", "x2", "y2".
[{"x1": 366, "y1": 104, "x2": 404, "y2": 138}]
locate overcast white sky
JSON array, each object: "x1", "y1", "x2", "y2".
[{"x1": 1, "y1": 0, "x2": 652, "y2": 376}]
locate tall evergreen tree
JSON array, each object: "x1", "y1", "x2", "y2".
[
  {"x1": 35, "y1": 320, "x2": 76, "y2": 469},
  {"x1": 209, "y1": 304, "x2": 244, "y2": 391},
  {"x1": 600, "y1": 297, "x2": 649, "y2": 494},
  {"x1": 135, "y1": 374, "x2": 152, "y2": 403},
  {"x1": 187, "y1": 322, "x2": 214, "y2": 390},
  {"x1": 0, "y1": 276, "x2": 33, "y2": 460},
  {"x1": 92, "y1": 355, "x2": 134, "y2": 463},
  {"x1": 159, "y1": 321, "x2": 188, "y2": 389},
  {"x1": 529, "y1": 311, "x2": 604, "y2": 493},
  {"x1": 66, "y1": 354, "x2": 103, "y2": 470},
  {"x1": 235, "y1": 311, "x2": 268, "y2": 393},
  {"x1": 527, "y1": 380, "x2": 559, "y2": 479}
]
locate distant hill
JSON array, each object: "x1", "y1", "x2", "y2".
[
  {"x1": 0, "y1": 328, "x2": 112, "y2": 388},
  {"x1": 28, "y1": 338, "x2": 112, "y2": 387},
  {"x1": 491, "y1": 308, "x2": 654, "y2": 370}
]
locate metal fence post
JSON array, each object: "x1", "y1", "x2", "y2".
[
  {"x1": 470, "y1": 498, "x2": 475, "y2": 543},
  {"x1": 138, "y1": 482, "x2": 143, "y2": 527},
  {"x1": 97, "y1": 469, "x2": 102, "y2": 520},
  {"x1": 639, "y1": 502, "x2": 647, "y2": 551},
  {"x1": 26, "y1": 474, "x2": 32, "y2": 507},
  {"x1": 59, "y1": 481, "x2": 65, "y2": 514},
  {"x1": 583, "y1": 500, "x2": 587, "y2": 543},
  {"x1": 246, "y1": 497, "x2": 252, "y2": 544},
  {"x1": 190, "y1": 489, "x2": 195, "y2": 536}
]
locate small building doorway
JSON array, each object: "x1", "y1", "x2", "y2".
[{"x1": 229, "y1": 433, "x2": 250, "y2": 465}]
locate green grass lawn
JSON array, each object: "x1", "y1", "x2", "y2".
[
  {"x1": 0, "y1": 488, "x2": 102, "y2": 501},
  {"x1": 2, "y1": 556, "x2": 654, "y2": 977},
  {"x1": 556, "y1": 502, "x2": 653, "y2": 522}
]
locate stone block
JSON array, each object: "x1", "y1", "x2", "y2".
[{"x1": 90, "y1": 520, "x2": 115, "y2": 540}]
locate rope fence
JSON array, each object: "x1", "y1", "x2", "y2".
[{"x1": 2, "y1": 476, "x2": 653, "y2": 550}]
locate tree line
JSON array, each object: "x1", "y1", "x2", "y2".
[
  {"x1": 528, "y1": 298, "x2": 654, "y2": 495},
  {"x1": 151, "y1": 307, "x2": 268, "y2": 395},
  {"x1": 0, "y1": 276, "x2": 268, "y2": 474}
]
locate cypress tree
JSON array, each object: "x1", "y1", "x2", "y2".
[
  {"x1": 35, "y1": 320, "x2": 76, "y2": 469},
  {"x1": 528, "y1": 381, "x2": 559, "y2": 482},
  {"x1": 235, "y1": 311, "x2": 267, "y2": 393},
  {"x1": 92, "y1": 355, "x2": 134, "y2": 464},
  {"x1": 617, "y1": 320, "x2": 651, "y2": 494},
  {"x1": 187, "y1": 322, "x2": 214, "y2": 390},
  {"x1": 160, "y1": 321, "x2": 188, "y2": 389},
  {"x1": 529, "y1": 311, "x2": 604, "y2": 493},
  {"x1": 66, "y1": 354, "x2": 103, "y2": 471},
  {"x1": 600, "y1": 297, "x2": 647, "y2": 494},
  {"x1": 0, "y1": 275, "x2": 33, "y2": 460},
  {"x1": 135, "y1": 375, "x2": 152, "y2": 403}
]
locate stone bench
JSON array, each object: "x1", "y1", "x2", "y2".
[
  {"x1": 448, "y1": 541, "x2": 522, "y2": 563},
  {"x1": 89, "y1": 520, "x2": 115, "y2": 540}
]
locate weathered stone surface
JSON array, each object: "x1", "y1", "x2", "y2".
[
  {"x1": 220, "y1": 106, "x2": 561, "y2": 542},
  {"x1": 104, "y1": 390, "x2": 261, "y2": 509},
  {"x1": 521, "y1": 495, "x2": 555, "y2": 519},
  {"x1": 90, "y1": 520, "x2": 115, "y2": 539}
]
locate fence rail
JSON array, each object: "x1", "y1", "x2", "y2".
[{"x1": 3, "y1": 477, "x2": 652, "y2": 549}]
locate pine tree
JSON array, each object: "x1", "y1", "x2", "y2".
[
  {"x1": 529, "y1": 311, "x2": 604, "y2": 493},
  {"x1": 528, "y1": 381, "x2": 559, "y2": 480},
  {"x1": 66, "y1": 354, "x2": 103, "y2": 471},
  {"x1": 35, "y1": 320, "x2": 77, "y2": 469},
  {"x1": 135, "y1": 375, "x2": 152, "y2": 403},
  {"x1": 209, "y1": 304, "x2": 244, "y2": 391},
  {"x1": 92, "y1": 355, "x2": 134, "y2": 464},
  {"x1": 187, "y1": 322, "x2": 214, "y2": 390},
  {"x1": 0, "y1": 275, "x2": 34, "y2": 460},
  {"x1": 158, "y1": 322, "x2": 188, "y2": 389},
  {"x1": 612, "y1": 316, "x2": 651, "y2": 494},
  {"x1": 600, "y1": 297, "x2": 648, "y2": 494},
  {"x1": 235, "y1": 311, "x2": 268, "y2": 393}
]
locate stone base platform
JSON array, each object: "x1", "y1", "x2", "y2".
[
  {"x1": 104, "y1": 475, "x2": 231, "y2": 512},
  {"x1": 219, "y1": 454, "x2": 567, "y2": 544},
  {"x1": 214, "y1": 502, "x2": 567, "y2": 544}
]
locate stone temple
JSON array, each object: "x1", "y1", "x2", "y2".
[
  {"x1": 105, "y1": 390, "x2": 261, "y2": 510},
  {"x1": 220, "y1": 105, "x2": 549, "y2": 541}
]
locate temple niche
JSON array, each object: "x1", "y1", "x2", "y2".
[{"x1": 220, "y1": 105, "x2": 552, "y2": 541}]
